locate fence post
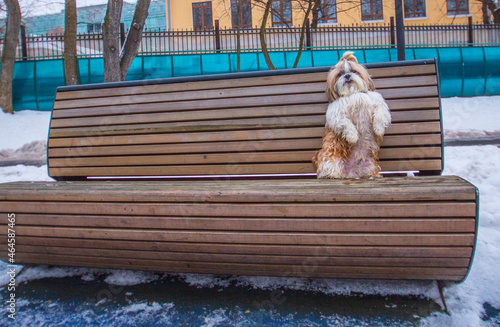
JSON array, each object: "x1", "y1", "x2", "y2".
[
  {"x1": 215, "y1": 20, "x2": 221, "y2": 52},
  {"x1": 306, "y1": 18, "x2": 312, "y2": 50},
  {"x1": 467, "y1": 16, "x2": 473, "y2": 46},
  {"x1": 120, "y1": 23, "x2": 126, "y2": 48},
  {"x1": 394, "y1": 0, "x2": 405, "y2": 60},
  {"x1": 390, "y1": 17, "x2": 396, "y2": 48},
  {"x1": 20, "y1": 25, "x2": 28, "y2": 61}
]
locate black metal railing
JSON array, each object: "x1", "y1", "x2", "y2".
[{"x1": 2, "y1": 20, "x2": 499, "y2": 61}]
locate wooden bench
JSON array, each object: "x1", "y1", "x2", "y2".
[{"x1": 0, "y1": 59, "x2": 479, "y2": 282}]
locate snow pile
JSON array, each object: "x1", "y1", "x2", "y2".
[
  {"x1": 0, "y1": 140, "x2": 47, "y2": 162},
  {"x1": 441, "y1": 96, "x2": 500, "y2": 140}
]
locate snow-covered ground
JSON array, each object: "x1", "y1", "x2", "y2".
[{"x1": 0, "y1": 96, "x2": 499, "y2": 326}]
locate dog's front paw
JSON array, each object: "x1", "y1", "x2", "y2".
[
  {"x1": 373, "y1": 121, "x2": 387, "y2": 137},
  {"x1": 344, "y1": 130, "x2": 359, "y2": 144}
]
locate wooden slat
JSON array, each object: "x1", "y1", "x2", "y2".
[
  {"x1": 47, "y1": 135, "x2": 441, "y2": 158},
  {"x1": 0, "y1": 176, "x2": 476, "y2": 203},
  {"x1": 8, "y1": 254, "x2": 467, "y2": 280},
  {"x1": 48, "y1": 147, "x2": 442, "y2": 168},
  {"x1": 0, "y1": 201, "x2": 477, "y2": 218},
  {"x1": 0, "y1": 225, "x2": 475, "y2": 246},
  {"x1": 6, "y1": 215, "x2": 475, "y2": 233},
  {"x1": 0, "y1": 236, "x2": 473, "y2": 258},
  {"x1": 47, "y1": 159, "x2": 442, "y2": 177},
  {"x1": 53, "y1": 65, "x2": 437, "y2": 101},
  {"x1": 52, "y1": 83, "x2": 437, "y2": 111},
  {"x1": 48, "y1": 120, "x2": 440, "y2": 140},
  {"x1": 49, "y1": 106, "x2": 439, "y2": 130},
  {"x1": 51, "y1": 96, "x2": 441, "y2": 121},
  {"x1": 14, "y1": 246, "x2": 470, "y2": 267},
  {"x1": 50, "y1": 86, "x2": 437, "y2": 121}
]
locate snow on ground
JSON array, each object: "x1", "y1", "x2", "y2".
[
  {"x1": 0, "y1": 96, "x2": 500, "y2": 326},
  {"x1": 441, "y1": 96, "x2": 500, "y2": 139}
]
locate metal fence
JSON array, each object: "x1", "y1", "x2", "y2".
[{"x1": 1, "y1": 22, "x2": 499, "y2": 61}]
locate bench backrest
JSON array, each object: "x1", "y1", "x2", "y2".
[{"x1": 48, "y1": 59, "x2": 443, "y2": 180}]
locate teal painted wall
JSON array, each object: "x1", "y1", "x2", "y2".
[{"x1": 5, "y1": 46, "x2": 500, "y2": 111}]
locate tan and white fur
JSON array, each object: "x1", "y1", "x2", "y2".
[{"x1": 312, "y1": 52, "x2": 391, "y2": 179}]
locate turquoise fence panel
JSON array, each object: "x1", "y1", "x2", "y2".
[
  {"x1": 404, "y1": 49, "x2": 416, "y2": 60},
  {"x1": 9, "y1": 46, "x2": 500, "y2": 111},
  {"x1": 284, "y1": 51, "x2": 313, "y2": 69},
  {"x1": 77, "y1": 59, "x2": 91, "y2": 85},
  {"x1": 388, "y1": 48, "x2": 398, "y2": 61},
  {"x1": 437, "y1": 48, "x2": 464, "y2": 97},
  {"x1": 461, "y1": 47, "x2": 487, "y2": 97},
  {"x1": 143, "y1": 56, "x2": 173, "y2": 79},
  {"x1": 89, "y1": 58, "x2": 105, "y2": 84},
  {"x1": 258, "y1": 52, "x2": 286, "y2": 70},
  {"x1": 364, "y1": 49, "x2": 392, "y2": 63},
  {"x1": 312, "y1": 50, "x2": 340, "y2": 67},
  {"x1": 351, "y1": 50, "x2": 367, "y2": 63},
  {"x1": 35, "y1": 60, "x2": 65, "y2": 111},
  {"x1": 413, "y1": 48, "x2": 439, "y2": 61},
  {"x1": 172, "y1": 55, "x2": 201, "y2": 77},
  {"x1": 125, "y1": 57, "x2": 145, "y2": 81},
  {"x1": 484, "y1": 47, "x2": 500, "y2": 96},
  {"x1": 229, "y1": 53, "x2": 259, "y2": 72},
  {"x1": 201, "y1": 54, "x2": 231, "y2": 75},
  {"x1": 11, "y1": 61, "x2": 37, "y2": 110}
]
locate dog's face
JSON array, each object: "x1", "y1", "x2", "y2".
[{"x1": 326, "y1": 52, "x2": 375, "y2": 102}]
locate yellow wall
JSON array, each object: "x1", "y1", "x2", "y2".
[{"x1": 165, "y1": 0, "x2": 485, "y2": 30}]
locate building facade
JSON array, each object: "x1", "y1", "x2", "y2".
[
  {"x1": 165, "y1": 0, "x2": 485, "y2": 30},
  {"x1": 20, "y1": 0, "x2": 166, "y2": 35}
]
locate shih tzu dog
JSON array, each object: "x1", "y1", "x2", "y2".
[{"x1": 312, "y1": 52, "x2": 391, "y2": 179}]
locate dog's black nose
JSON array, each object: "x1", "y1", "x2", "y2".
[{"x1": 344, "y1": 74, "x2": 351, "y2": 81}]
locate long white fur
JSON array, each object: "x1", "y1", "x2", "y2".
[{"x1": 317, "y1": 53, "x2": 391, "y2": 178}]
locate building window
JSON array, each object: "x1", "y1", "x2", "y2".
[
  {"x1": 318, "y1": 0, "x2": 337, "y2": 24},
  {"x1": 404, "y1": 0, "x2": 426, "y2": 18},
  {"x1": 272, "y1": 0, "x2": 292, "y2": 27},
  {"x1": 447, "y1": 0, "x2": 469, "y2": 15},
  {"x1": 361, "y1": 0, "x2": 383, "y2": 21},
  {"x1": 87, "y1": 23, "x2": 102, "y2": 33},
  {"x1": 193, "y1": 1, "x2": 213, "y2": 30},
  {"x1": 231, "y1": 0, "x2": 252, "y2": 28}
]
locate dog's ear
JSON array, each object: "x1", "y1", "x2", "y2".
[
  {"x1": 340, "y1": 51, "x2": 358, "y2": 64},
  {"x1": 326, "y1": 69, "x2": 339, "y2": 102}
]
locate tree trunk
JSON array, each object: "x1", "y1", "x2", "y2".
[
  {"x1": 485, "y1": 0, "x2": 500, "y2": 24},
  {"x1": 103, "y1": 0, "x2": 123, "y2": 82},
  {"x1": 0, "y1": 0, "x2": 21, "y2": 114},
  {"x1": 120, "y1": 0, "x2": 151, "y2": 81},
  {"x1": 311, "y1": 0, "x2": 321, "y2": 28},
  {"x1": 259, "y1": 0, "x2": 275, "y2": 70},
  {"x1": 293, "y1": 1, "x2": 314, "y2": 68},
  {"x1": 236, "y1": 0, "x2": 242, "y2": 72},
  {"x1": 63, "y1": 0, "x2": 79, "y2": 86}
]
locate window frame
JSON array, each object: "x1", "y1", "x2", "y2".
[
  {"x1": 318, "y1": 0, "x2": 337, "y2": 24},
  {"x1": 404, "y1": 0, "x2": 426, "y2": 18},
  {"x1": 272, "y1": 0, "x2": 293, "y2": 27},
  {"x1": 447, "y1": 0, "x2": 469, "y2": 16},
  {"x1": 361, "y1": 0, "x2": 384, "y2": 22},
  {"x1": 192, "y1": 1, "x2": 214, "y2": 31},
  {"x1": 231, "y1": 0, "x2": 253, "y2": 29}
]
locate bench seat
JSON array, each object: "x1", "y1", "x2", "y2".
[
  {"x1": 0, "y1": 176, "x2": 477, "y2": 281},
  {"x1": 0, "y1": 59, "x2": 479, "y2": 282}
]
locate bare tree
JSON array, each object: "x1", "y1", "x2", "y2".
[
  {"x1": 0, "y1": 0, "x2": 21, "y2": 114},
  {"x1": 63, "y1": 0, "x2": 79, "y2": 86},
  {"x1": 103, "y1": 0, "x2": 151, "y2": 82},
  {"x1": 479, "y1": 0, "x2": 500, "y2": 24},
  {"x1": 102, "y1": 0, "x2": 123, "y2": 82},
  {"x1": 119, "y1": 0, "x2": 151, "y2": 81}
]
